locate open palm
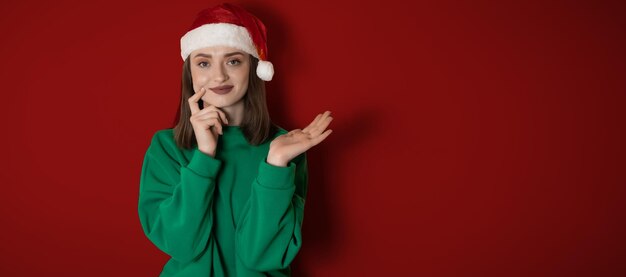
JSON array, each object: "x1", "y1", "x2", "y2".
[{"x1": 267, "y1": 111, "x2": 333, "y2": 167}]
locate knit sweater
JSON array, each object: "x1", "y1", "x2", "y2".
[{"x1": 138, "y1": 126, "x2": 307, "y2": 276}]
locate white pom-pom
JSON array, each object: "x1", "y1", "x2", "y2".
[{"x1": 256, "y1": 60, "x2": 274, "y2": 81}]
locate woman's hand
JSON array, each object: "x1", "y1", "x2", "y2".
[
  {"x1": 267, "y1": 111, "x2": 333, "y2": 167},
  {"x1": 189, "y1": 88, "x2": 229, "y2": 157}
]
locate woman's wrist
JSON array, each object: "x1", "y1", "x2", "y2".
[
  {"x1": 266, "y1": 155, "x2": 288, "y2": 167},
  {"x1": 198, "y1": 147, "x2": 216, "y2": 157}
]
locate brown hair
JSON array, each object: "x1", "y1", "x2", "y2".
[{"x1": 172, "y1": 55, "x2": 277, "y2": 148}]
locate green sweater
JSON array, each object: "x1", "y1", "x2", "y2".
[{"x1": 138, "y1": 127, "x2": 307, "y2": 276}]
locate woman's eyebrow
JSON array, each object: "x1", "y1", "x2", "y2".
[
  {"x1": 224, "y1": 51, "x2": 245, "y2": 57},
  {"x1": 193, "y1": 52, "x2": 245, "y2": 58}
]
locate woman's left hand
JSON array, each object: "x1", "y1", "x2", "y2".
[{"x1": 267, "y1": 111, "x2": 334, "y2": 167}]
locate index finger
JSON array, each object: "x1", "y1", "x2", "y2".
[{"x1": 188, "y1": 88, "x2": 206, "y2": 114}]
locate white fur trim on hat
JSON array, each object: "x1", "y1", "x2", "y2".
[
  {"x1": 180, "y1": 23, "x2": 259, "y2": 61},
  {"x1": 256, "y1": 60, "x2": 274, "y2": 81}
]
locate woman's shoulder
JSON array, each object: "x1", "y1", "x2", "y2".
[
  {"x1": 152, "y1": 128, "x2": 175, "y2": 139},
  {"x1": 146, "y1": 128, "x2": 181, "y2": 156},
  {"x1": 149, "y1": 128, "x2": 175, "y2": 144}
]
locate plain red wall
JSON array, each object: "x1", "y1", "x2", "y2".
[{"x1": 1, "y1": 0, "x2": 625, "y2": 276}]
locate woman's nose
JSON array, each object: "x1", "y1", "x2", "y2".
[{"x1": 211, "y1": 64, "x2": 228, "y2": 82}]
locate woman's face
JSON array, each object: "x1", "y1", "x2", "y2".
[{"x1": 189, "y1": 46, "x2": 251, "y2": 108}]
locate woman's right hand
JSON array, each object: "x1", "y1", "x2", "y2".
[{"x1": 188, "y1": 88, "x2": 229, "y2": 157}]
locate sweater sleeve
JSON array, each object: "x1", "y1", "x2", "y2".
[
  {"x1": 235, "y1": 153, "x2": 308, "y2": 271},
  {"x1": 138, "y1": 131, "x2": 222, "y2": 263}
]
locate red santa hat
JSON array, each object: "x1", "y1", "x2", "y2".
[{"x1": 180, "y1": 3, "x2": 274, "y2": 81}]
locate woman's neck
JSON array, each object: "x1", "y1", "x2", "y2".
[{"x1": 220, "y1": 100, "x2": 245, "y2": 126}]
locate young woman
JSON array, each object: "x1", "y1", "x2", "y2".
[{"x1": 138, "y1": 3, "x2": 332, "y2": 276}]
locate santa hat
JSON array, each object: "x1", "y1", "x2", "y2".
[{"x1": 180, "y1": 3, "x2": 274, "y2": 81}]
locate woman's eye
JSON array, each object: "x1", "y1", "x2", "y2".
[
  {"x1": 198, "y1": 61, "x2": 209, "y2": 68},
  {"x1": 227, "y1": 59, "x2": 241, "y2": 65}
]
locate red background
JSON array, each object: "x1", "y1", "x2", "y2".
[{"x1": 1, "y1": 0, "x2": 625, "y2": 276}]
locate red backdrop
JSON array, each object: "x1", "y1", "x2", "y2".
[{"x1": 1, "y1": 0, "x2": 625, "y2": 276}]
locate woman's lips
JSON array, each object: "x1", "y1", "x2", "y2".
[{"x1": 210, "y1": 85, "x2": 233, "y2": 95}]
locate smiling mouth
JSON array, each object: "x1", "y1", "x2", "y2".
[{"x1": 210, "y1": 85, "x2": 234, "y2": 95}]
